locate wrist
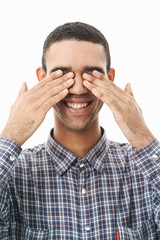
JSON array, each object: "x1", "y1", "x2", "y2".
[
  {"x1": 0, "y1": 129, "x2": 24, "y2": 147},
  {"x1": 131, "y1": 132, "x2": 154, "y2": 150}
]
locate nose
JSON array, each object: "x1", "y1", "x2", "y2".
[{"x1": 68, "y1": 73, "x2": 88, "y2": 95}]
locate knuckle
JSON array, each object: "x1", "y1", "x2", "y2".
[
  {"x1": 39, "y1": 79, "x2": 47, "y2": 88},
  {"x1": 48, "y1": 86, "x2": 54, "y2": 94},
  {"x1": 122, "y1": 97, "x2": 134, "y2": 112},
  {"x1": 62, "y1": 74, "x2": 68, "y2": 81},
  {"x1": 44, "y1": 81, "x2": 54, "y2": 90},
  {"x1": 45, "y1": 98, "x2": 53, "y2": 107},
  {"x1": 57, "y1": 91, "x2": 63, "y2": 98},
  {"x1": 62, "y1": 81, "x2": 67, "y2": 87},
  {"x1": 97, "y1": 91, "x2": 104, "y2": 98},
  {"x1": 126, "y1": 95, "x2": 133, "y2": 105},
  {"x1": 108, "y1": 98, "x2": 117, "y2": 106},
  {"x1": 105, "y1": 80, "x2": 112, "y2": 86},
  {"x1": 62, "y1": 80, "x2": 72, "y2": 88},
  {"x1": 104, "y1": 82, "x2": 112, "y2": 91},
  {"x1": 48, "y1": 72, "x2": 57, "y2": 80}
]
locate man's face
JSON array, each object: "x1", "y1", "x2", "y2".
[{"x1": 45, "y1": 40, "x2": 108, "y2": 131}]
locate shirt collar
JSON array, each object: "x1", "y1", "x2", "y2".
[{"x1": 46, "y1": 128, "x2": 109, "y2": 176}]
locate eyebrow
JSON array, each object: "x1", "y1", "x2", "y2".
[
  {"x1": 49, "y1": 66, "x2": 105, "y2": 75},
  {"x1": 49, "y1": 67, "x2": 71, "y2": 74},
  {"x1": 84, "y1": 66, "x2": 105, "y2": 75}
]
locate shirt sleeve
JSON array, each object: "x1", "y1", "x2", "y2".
[
  {"x1": 0, "y1": 137, "x2": 21, "y2": 184},
  {"x1": 130, "y1": 138, "x2": 160, "y2": 230},
  {"x1": 0, "y1": 137, "x2": 22, "y2": 236}
]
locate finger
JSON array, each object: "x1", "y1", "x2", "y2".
[
  {"x1": 29, "y1": 71, "x2": 74, "y2": 98},
  {"x1": 46, "y1": 78, "x2": 74, "y2": 98},
  {"x1": 47, "y1": 71, "x2": 74, "y2": 88},
  {"x1": 27, "y1": 70, "x2": 63, "y2": 95},
  {"x1": 36, "y1": 78, "x2": 74, "y2": 107},
  {"x1": 83, "y1": 80, "x2": 110, "y2": 97},
  {"x1": 83, "y1": 71, "x2": 107, "y2": 85},
  {"x1": 90, "y1": 86, "x2": 123, "y2": 114},
  {"x1": 83, "y1": 73, "x2": 94, "y2": 81},
  {"x1": 83, "y1": 70, "x2": 105, "y2": 80},
  {"x1": 43, "y1": 70, "x2": 74, "y2": 86},
  {"x1": 83, "y1": 79, "x2": 117, "y2": 96},
  {"x1": 83, "y1": 80, "x2": 110, "y2": 99},
  {"x1": 92, "y1": 70, "x2": 106, "y2": 80},
  {"x1": 40, "y1": 88, "x2": 69, "y2": 113},
  {"x1": 84, "y1": 76, "x2": 128, "y2": 98},
  {"x1": 83, "y1": 80, "x2": 123, "y2": 106},
  {"x1": 84, "y1": 76, "x2": 112, "y2": 89},
  {"x1": 124, "y1": 83, "x2": 134, "y2": 96},
  {"x1": 40, "y1": 70, "x2": 64, "y2": 87},
  {"x1": 19, "y1": 82, "x2": 28, "y2": 95}
]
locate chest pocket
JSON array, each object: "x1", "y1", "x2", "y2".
[
  {"x1": 24, "y1": 227, "x2": 49, "y2": 240},
  {"x1": 118, "y1": 219, "x2": 158, "y2": 240}
]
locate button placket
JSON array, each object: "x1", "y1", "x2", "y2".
[
  {"x1": 82, "y1": 188, "x2": 86, "y2": 195},
  {"x1": 85, "y1": 226, "x2": 91, "y2": 231},
  {"x1": 79, "y1": 159, "x2": 86, "y2": 170},
  {"x1": 79, "y1": 169, "x2": 92, "y2": 237},
  {"x1": 79, "y1": 163, "x2": 85, "y2": 168}
]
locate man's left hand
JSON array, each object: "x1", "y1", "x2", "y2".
[{"x1": 83, "y1": 70, "x2": 154, "y2": 150}]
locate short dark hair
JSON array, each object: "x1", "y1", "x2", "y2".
[{"x1": 42, "y1": 22, "x2": 111, "y2": 73}]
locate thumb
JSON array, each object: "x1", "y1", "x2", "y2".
[
  {"x1": 19, "y1": 82, "x2": 28, "y2": 95},
  {"x1": 124, "y1": 83, "x2": 133, "y2": 96}
]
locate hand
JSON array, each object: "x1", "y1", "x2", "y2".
[
  {"x1": 83, "y1": 70, "x2": 154, "y2": 149},
  {"x1": 0, "y1": 70, "x2": 74, "y2": 146}
]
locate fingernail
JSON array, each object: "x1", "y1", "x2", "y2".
[
  {"x1": 83, "y1": 80, "x2": 87, "y2": 85},
  {"x1": 83, "y1": 73, "x2": 92, "y2": 80},
  {"x1": 66, "y1": 72, "x2": 74, "y2": 78},
  {"x1": 67, "y1": 79, "x2": 74, "y2": 84},
  {"x1": 93, "y1": 70, "x2": 101, "y2": 77},
  {"x1": 55, "y1": 70, "x2": 62, "y2": 76}
]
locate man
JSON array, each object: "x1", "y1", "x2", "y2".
[{"x1": 0, "y1": 22, "x2": 159, "y2": 239}]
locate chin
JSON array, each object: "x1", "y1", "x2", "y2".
[
  {"x1": 53, "y1": 107, "x2": 101, "y2": 132},
  {"x1": 59, "y1": 118, "x2": 96, "y2": 132},
  {"x1": 62, "y1": 123, "x2": 92, "y2": 132}
]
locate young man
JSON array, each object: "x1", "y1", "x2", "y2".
[{"x1": 0, "y1": 22, "x2": 159, "y2": 239}]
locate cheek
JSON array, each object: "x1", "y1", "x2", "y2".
[
  {"x1": 91, "y1": 98, "x2": 103, "y2": 115},
  {"x1": 53, "y1": 103, "x2": 62, "y2": 114},
  {"x1": 95, "y1": 98, "x2": 102, "y2": 106},
  {"x1": 96, "y1": 99, "x2": 104, "y2": 111}
]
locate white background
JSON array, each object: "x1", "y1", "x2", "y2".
[{"x1": 0, "y1": 0, "x2": 160, "y2": 149}]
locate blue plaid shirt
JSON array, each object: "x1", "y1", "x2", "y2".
[{"x1": 0, "y1": 128, "x2": 160, "y2": 239}]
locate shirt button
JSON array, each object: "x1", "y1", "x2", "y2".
[
  {"x1": 85, "y1": 226, "x2": 91, "y2": 231},
  {"x1": 152, "y1": 154, "x2": 158, "y2": 160},
  {"x1": 79, "y1": 163, "x2": 84, "y2": 168},
  {"x1": 10, "y1": 155, "x2": 16, "y2": 161},
  {"x1": 82, "y1": 188, "x2": 86, "y2": 195}
]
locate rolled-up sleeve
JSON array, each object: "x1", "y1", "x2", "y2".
[
  {"x1": 130, "y1": 138, "x2": 160, "y2": 230},
  {"x1": 0, "y1": 137, "x2": 21, "y2": 237}
]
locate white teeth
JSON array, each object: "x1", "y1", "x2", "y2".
[{"x1": 66, "y1": 102, "x2": 89, "y2": 109}]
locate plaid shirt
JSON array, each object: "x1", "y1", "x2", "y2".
[{"x1": 0, "y1": 128, "x2": 160, "y2": 240}]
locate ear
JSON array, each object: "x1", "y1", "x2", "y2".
[
  {"x1": 108, "y1": 68, "x2": 115, "y2": 82},
  {"x1": 36, "y1": 67, "x2": 46, "y2": 82}
]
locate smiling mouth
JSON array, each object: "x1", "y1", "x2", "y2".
[{"x1": 64, "y1": 101, "x2": 92, "y2": 109}]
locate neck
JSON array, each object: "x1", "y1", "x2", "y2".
[{"x1": 53, "y1": 119, "x2": 102, "y2": 158}]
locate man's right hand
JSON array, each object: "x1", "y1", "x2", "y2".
[{"x1": 0, "y1": 70, "x2": 74, "y2": 146}]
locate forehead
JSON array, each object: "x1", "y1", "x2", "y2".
[{"x1": 45, "y1": 40, "x2": 107, "y2": 71}]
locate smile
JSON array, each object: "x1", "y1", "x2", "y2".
[{"x1": 65, "y1": 102, "x2": 90, "y2": 109}]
